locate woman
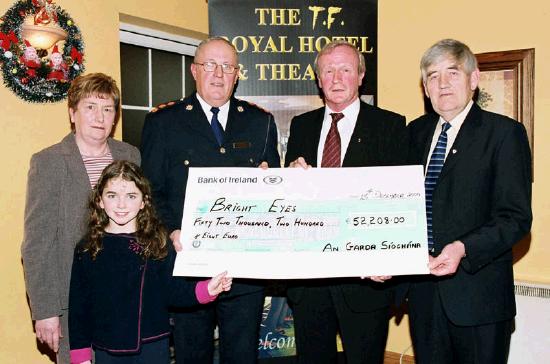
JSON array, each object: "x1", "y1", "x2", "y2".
[{"x1": 21, "y1": 73, "x2": 140, "y2": 364}]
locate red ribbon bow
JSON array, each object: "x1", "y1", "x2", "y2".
[
  {"x1": 70, "y1": 47, "x2": 83, "y2": 63},
  {"x1": 32, "y1": 0, "x2": 58, "y2": 25},
  {"x1": 0, "y1": 31, "x2": 18, "y2": 51}
]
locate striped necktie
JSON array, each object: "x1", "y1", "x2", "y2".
[
  {"x1": 210, "y1": 107, "x2": 224, "y2": 146},
  {"x1": 425, "y1": 122, "x2": 451, "y2": 251},
  {"x1": 321, "y1": 112, "x2": 345, "y2": 167}
]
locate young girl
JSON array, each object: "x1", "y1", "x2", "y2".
[{"x1": 69, "y1": 160, "x2": 232, "y2": 364}]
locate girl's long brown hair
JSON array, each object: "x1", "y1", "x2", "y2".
[{"x1": 84, "y1": 160, "x2": 167, "y2": 260}]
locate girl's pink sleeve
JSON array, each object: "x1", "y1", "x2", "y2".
[
  {"x1": 195, "y1": 279, "x2": 218, "y2": 304},
  {"x1": 70, "y1": 347, "x2": 92, "y2": 363}
]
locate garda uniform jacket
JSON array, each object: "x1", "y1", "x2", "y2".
[{"x1": 141, "y1": 93, "x2": 280, "y2": 297}]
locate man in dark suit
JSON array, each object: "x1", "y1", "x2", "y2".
[
  {"x1": 140, "y1": 37, "x2": 279, "y2": 364},
  {"x1": 407, "y1": 39, "x2": 532, "y2": 364},
  {"x1": 285, "y1": 40, "x2": 408, "y2": 364}
]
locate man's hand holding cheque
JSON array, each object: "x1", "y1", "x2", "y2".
[{"x1": 288, "y1": 156, "x2": 311, "y2": 169}]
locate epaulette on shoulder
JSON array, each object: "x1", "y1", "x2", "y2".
[
  {"x1": 149, "y1": 98, "x2": 185, "y2": 113},
  {"x1": 238, "y1": 99, "x2": 272, "y2": 115}
]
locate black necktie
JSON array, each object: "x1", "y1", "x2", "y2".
[{"x1": 210, "y1": 107, "x2": 224, "y2": 146}]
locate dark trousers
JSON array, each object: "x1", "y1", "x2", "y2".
[
  {"x1": 173, "y1": 290, "x2": 264, "y2": 364},
  {"x1": 290, "y1": 286, "x2": 389, "y2": 364},
  {"x1": 94, "y1": 338, "x2": 169, "y2": 364},
  {"x1": 408, "y1": 279, "x2": 512, "y2": 364}
]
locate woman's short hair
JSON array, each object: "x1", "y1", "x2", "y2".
[{"x1": 67, "y1": 73, "x2": 122, "y2": 122}]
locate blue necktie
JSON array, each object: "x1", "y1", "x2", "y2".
[
  {"x1": 210, "y1": 107, "x2": 224, "y2": 146},
  {"x1": 425, "y1": 122, "x2": 451, "y2": 251}
]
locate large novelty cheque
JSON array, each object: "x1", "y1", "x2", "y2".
[{"x1": 173, "y1": 166, "x2": 430, "y2": 278}]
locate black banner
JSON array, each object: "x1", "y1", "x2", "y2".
[
  {"x1": 209, "y1": 0, "x2": 377, "y2": 98},
  {"x1": 210, "y1": 1, "x2": 378, "y2": 161}
]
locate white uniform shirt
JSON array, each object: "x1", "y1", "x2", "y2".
[{"x1": 196, "y1": 93, "x2": 230, "y2": 130}]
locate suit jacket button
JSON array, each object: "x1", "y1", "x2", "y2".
[
  {"x1": 249, "y1": 158, "x2": 254, "y2": 164},
  {"x1": 220, "y1": 147, "x2": 226, "y2": 154},
  {"x1": 184, "y1": 160, "x2": 190, "y2": 166}
]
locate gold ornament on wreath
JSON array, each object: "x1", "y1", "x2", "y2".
[{"x1": 0, "y1": 0, "x2": 85, "y2": 102}]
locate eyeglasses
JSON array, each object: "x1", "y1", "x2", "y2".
[{"x1": 194, "y1": 61, "x2": 237, "y2": 74}]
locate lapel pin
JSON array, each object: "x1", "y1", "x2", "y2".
[
  {"x1": 452, "y1": 149, "x2": 457, "y2": 154},
  {"x1": 357, "y1": 137, "x2": 362, "y2": 143},
  {"x1": 186, "y1": 104, "x2": 193, "y2": 110},
  {"x1": 237, "y1": 106, "x2": 244, "y2": 112}
]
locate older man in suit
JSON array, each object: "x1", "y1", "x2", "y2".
[
  {"x1": 285, "y1": 40, "x2": 408, "y2": 364},
  {"x1": 140, "y1": 37, "x2": 279, "y2": 364},
  {"x1": 407, "y1": 39, "x2": 532, "y2": 364}
]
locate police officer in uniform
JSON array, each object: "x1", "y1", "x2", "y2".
[{"x1": 141, "y1": 37, "x2": 279, "y2": 364}]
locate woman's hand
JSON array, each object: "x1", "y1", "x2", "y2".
[{"x1": 35, "y1": 316, "x2": 62, "y2": 352}]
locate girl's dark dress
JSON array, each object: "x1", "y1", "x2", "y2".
[{"x1": 69, "y1": 233, "x2": 214, "y2": 363}]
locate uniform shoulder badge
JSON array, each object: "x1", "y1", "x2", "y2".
[
  {"x1": 239, "y1": 99, "x2": 271, "y2": 114},
  {"x1": 150, "y1": 99, "x2": 184, "y2": 113}
]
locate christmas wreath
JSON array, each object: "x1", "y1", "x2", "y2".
[{"x1": 0, "y1": 0, "x2": 84, "y2": 102}]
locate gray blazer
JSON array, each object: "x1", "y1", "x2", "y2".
[{"x1": 21, "y1": 133, "x2": 140, "y2": 320}]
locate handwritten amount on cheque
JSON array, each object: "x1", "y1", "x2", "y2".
[{"x1": 189, "y1": 197, "x2": 419, "y2": 252}]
